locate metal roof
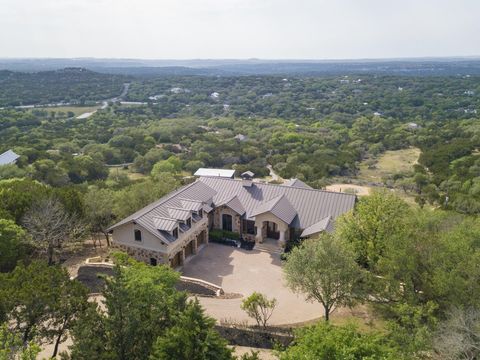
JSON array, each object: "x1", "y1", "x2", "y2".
[
  {"x1": 194, "y1": 168, "x2": 235, "y2": 178},
  {"x1": 0, "y1": 150, "x2": 20, "y2": 166},
  {"x1": 218, "y1": 195, "x2": 246, "y2": 215},
  {"x1": 250, "y1": 194, "x2": 297, "y2": 225},
  {"x1": 167, "y1": 207, "x2": 191, "y2": 221},
  {"x1": 153, "y1": 217, "x2": 178, "y2": 232},
  {"x1": 200, "y1": 177, "x2": 356, "y2": 230},
  {"x1": 301, "y1": 216, "x2": 334, "y2": 237},
  {"x1": 109, "y1": 176, "x2": 355, "y2": 245},
  {"x1": 283, "y1": 178, "x2": 312, "y2": 189}
]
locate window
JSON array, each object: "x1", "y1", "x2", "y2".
[
  {"x1": 186, "y1": 217, "x2": 192, "y2": 227},
  {"x1": 242, "y1": 220, "x2": 256, "y2": 235},
  {"x1": 199, "y1": 209, "x2": 203, "y2": 218},
  {"x1": 172, "y1": 227, "x2": 179, "y2": 239},
  {"x1": 222, "y1": 214, "x2": 233, "y2": 232},
  {"x1": 134, "y1": 229, "x2": 142, "y2": 242},
  {"x1": 150, "y1": 258, "x2": 157, "y2": 266}
]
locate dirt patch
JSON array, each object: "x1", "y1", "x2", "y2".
[{"x1": 325, "y1": 184, "x2": 371, "y2": 196}]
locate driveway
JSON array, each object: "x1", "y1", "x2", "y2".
[{"x1": 182, "y1": 243, "x2": 324, "y2": 325}]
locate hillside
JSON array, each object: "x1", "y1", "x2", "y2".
[{"x1": 0, "y1": 68, "x2": 127, "y2": 107}]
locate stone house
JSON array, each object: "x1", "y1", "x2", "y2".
[{"x1": 108, "y1": 173, "x2": 356, "y2": 268}]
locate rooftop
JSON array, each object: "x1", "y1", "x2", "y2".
[
  {"x1": 109, "y1": 177, "x2": 356, "y2": 243},
  {"x1": 0, "y1": 150, "x2": 20, "y2": 166},
  {"x1": 194, "y1": 168, "x2": 235, "y2": 178}
]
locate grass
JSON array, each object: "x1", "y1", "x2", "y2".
[
  {"x1": 108, "y1": 166, "x2": 146, "y2": 181},
  {"x1": 358, "y1": 147, "x2": 420, "y2": 183}
]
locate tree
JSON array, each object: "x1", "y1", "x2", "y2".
[
  {"x1": 67, "y1": 254, "x2": 187, "y2": 360},
  {"x1": 22, "y1": 197, "x2": 87, "y2": 265},
  {"x1": 84, "y1": 187, "x2": 116, "y2": 246},
  {"x1": 241, "y1": 292, "x2": 277, "y2": 328},
  {"x1": 1, "y1": 261, "x2": 88, "y2": 349},
  {"x1": 434, "y1": 307, "x2": 480, "y2": 360},
  {"x1": 0, "y1": 219, "x2": 28, "y2": 272},
  {"x1": 284, "y1": 234, "x2": 364, "y2": 321},
  {"x1": 279, "y1": 322, "x2": 398, "y2": 360},
  {"x1": 336, "y1": 190, "x2": 411, "y2": 269},
  {"x1": 0, "y1": 324, "x2": 40, "y2": 360},
  {"x1": 113, "y1": 177, "x2": 178, "y2": 219},
  {"x1": 150, "y1": 299, "x2": 234, "y2": 360}
]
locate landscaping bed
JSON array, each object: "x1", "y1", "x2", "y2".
[
  {"x1": 209, "y1": 229, "x2": 255, "y2": 250},
  {"x1": 216, "y1": 324, "x2": 294, "y2": 349}
]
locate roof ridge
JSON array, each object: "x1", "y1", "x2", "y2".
[{"x1": 198, "y1": 176, "x2": 356, "y2": 197}]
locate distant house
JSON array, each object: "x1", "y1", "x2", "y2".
[
  {"x1": 407, "y1": 122, "x2": 420, "y2": 130},
  {"x1": 234, "y1": 134, "x2": 248, "y2": 142},
  {"x1": 210, "y1": 92, "x2": 220, "y2": 99},
  {"x1": 108, "y1": 173, "x2": 356, "y2": 267},
  {"x1": 194, "y1": 168, "x2": 235, "y2": 179},
  {"x1": 0, "y1": 150, "x2": 20, "y2": 166}
]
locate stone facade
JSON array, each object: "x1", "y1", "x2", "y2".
[
  {"x1": 113, "y1": 243, "x2": 168, "y2": 265},
  {"x1": 213, "y1": 206, "x2": 241, "y2": 233},
  {"x1": 112, "y1": 217, "x2": 209, "y2": 268}
]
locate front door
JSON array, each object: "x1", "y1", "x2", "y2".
[
  {"x1": 222, "y1": 214, "x2": 233, "y2": 232},
  {"x1": 266, "y1": 221, "x2": 280, "y2": 239}
]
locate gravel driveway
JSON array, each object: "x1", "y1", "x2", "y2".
[{"x1": 182, "y1": 243, "x2": 324, "y2": 325}]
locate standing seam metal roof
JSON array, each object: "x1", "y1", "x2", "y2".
[{"x1": 0, "y1": 150, "x2": 20, "y2": 166}]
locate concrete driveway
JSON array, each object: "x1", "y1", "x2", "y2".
[{"x1": 182, "y1": 243, "x2": 324, "y2": 325}]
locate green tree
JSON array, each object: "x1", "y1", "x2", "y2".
[
  {"x1": 336, "y1": 190, "x2": 411, "y2": 269},
  {"x1": 284, "y1": 234, "x2": 364, "y2": 321},
  {"x1": 1, "y1": 261, "x2": 88, "y2": 349},
  {"x1": 279, "y1": 322, "x2": 398, "y2": 360},
  {"x1": 0, "y1": 219, "x2": 28, "y2": 272},
  {"x1": 0, "y1": 324, "x2": 40, "y2": 360},
  {"x1": 241, "y1": 292, "x2": 277, "y2": 328},
  {"x1": 150, "y1": 299, "x2": 233, "y2": 360},
  {"x1": 84, "y1": 187, "x2": 116, "y2": 246},
  {"x1": 68, "y1": 255, "x2": 186, "y2": 360}
]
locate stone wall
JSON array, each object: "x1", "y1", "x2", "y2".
[
  {"x1": 113, "y1": 243, "x2": 168, "y2": 265},
  {"x1": 213, "y1": 206, "x2": 241, "y2": 233}
]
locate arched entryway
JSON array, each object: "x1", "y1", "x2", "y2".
[
  {"x1": 266, "y1": 221, "x2": 280, "y2": 240},
  {"x1": 222, "y1": 213, "x2": 233, "y2": 231}
]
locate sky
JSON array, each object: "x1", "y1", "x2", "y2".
[{"x1": 0, "y1": 0, "x2": 479, "y2": 60}]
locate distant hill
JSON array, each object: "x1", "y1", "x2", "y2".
[
  {"x1": 0, "y1": 68, "x2": 128, "y2": 107},
  {"x1": 2, "y1": 57, "x2": 480, "y2": 76}
]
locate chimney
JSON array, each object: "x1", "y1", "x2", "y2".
[{"x1": 241, "y1": 171, "x2": 254, "y2": 187}]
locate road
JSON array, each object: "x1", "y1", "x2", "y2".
[{"x1": 266, "y1": 164, "x2": 282, "y2": 182}]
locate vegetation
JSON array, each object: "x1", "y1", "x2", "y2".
[
  {"x1": 0, "y1": 68, "x2": 126, "y2": 106},
  {"x1": 241, "y1": 292, "x2": 277, "y2": 328},
  {"x1": 284, "y1": 234, "x2": 365, "y2": 321}
]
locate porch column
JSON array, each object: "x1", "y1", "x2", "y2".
[
  {"x1": 254, "y1": 220, "x2": 263, "y2": 243},
  {"x1": 181, "y1": 249, "x2": 186, "y2": 266},
  {"x1": 279, "y1": 230, "x2": 287, "y2": 248}
]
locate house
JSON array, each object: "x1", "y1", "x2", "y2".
[
  {"x1": 108, "y1": 173, "x2": 356, "y2": 268},
  {"x1": 234, "y1": 134, "x2": 248, "y2": 142},
  {"x1": 0, "y1": 150, "x2": 20, "y2": 166},
  {"x1": 194, "y1": 168, "x2": 235, "y2": 178}
]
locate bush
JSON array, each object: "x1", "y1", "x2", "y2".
[{"x1": 209, "y1": 229, "x2": 240, "y2": 244}]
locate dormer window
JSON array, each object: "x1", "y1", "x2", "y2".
[
  {"x1": 172, "y1": 228, "x2": 179, "y2": 239},
  {"x1": 134, "y1": 229, "x2": 142, "y2": 242},
  {"x1": 186, "y1": 217, "x2": 192, "y2": 227},
  {"x1": 199, "y1": 209, "x2": 203, "y2": 217}
]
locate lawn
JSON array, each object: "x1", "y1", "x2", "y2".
[
  {"x1": 108, "y1": 166, "x2": 146, "y2": 181},
  {"x1": 358, "y1": 147, "x2": 420, "y2": 183}
]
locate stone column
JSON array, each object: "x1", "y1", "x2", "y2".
[
  {"x1": 193, "y1": 237, "x2": 198, "y2": 254},
  {"x1": 181, "y1": 249, "x2": 186, "y2": 266},
  {"x1": 254, "y1": 220, "x2": 263, "y2": 243},
  {"x1": 279, "y1": 230, "x2": 287, "y2": 248}
]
